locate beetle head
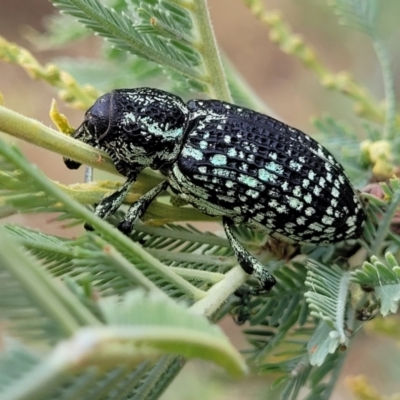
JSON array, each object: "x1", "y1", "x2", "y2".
[{"x1": 64, "y1": 88, "x2": 189, "y2": 175}]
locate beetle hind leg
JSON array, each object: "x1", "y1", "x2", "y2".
[{"x1": 223, "y1": 217, "x2": 276, "y2": 291}]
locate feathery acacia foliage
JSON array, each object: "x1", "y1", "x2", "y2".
[{"x1": 0, "y1": 0, "x2": 400, "y2": 399}]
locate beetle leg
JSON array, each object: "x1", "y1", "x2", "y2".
[
  {"x1": 223, "y1": 217, "x2": 276, "y2": 291},
  {"x1": 85, "y1": 175, "x2": 137, "y2": 230},
  {"x1": 118, "y1": 180, "x2": 169, "y2": 234}
]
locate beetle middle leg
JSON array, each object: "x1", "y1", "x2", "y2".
[
  {"x1": 85, "y1": 176, "x2": 136, "y2": 230},
  {"x1": 118, "y1": 180, "x2": 169, "y2": 234}
]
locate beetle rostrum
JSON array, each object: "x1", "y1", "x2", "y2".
[{"x1": 65, "y1": 87, "x2": 366, "y2": 292}]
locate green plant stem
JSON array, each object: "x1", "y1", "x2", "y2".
[
  {"x1": 0, "y1": 227, "x2": 99, "y2": 336},
  {"x1": 241, "y1": 0, "x2": 398, "y2": 126},
  {"x1": 372, "y1": 38, "x2": 396, "y2": 139},
  {"x1": 191, "y1": 0, "x2": 231, "y2": 101},
  {"x1": 0, "y1": 35, "x2": 97, "y2": 109},
  {"x1": 190, "y1": 265, "x2": 248, "y2": 317},
  {"x1": 168, "y1": 266, "x2": 225, "y2": 283},
  {"x1": 370, "y1": 189, "x2": 400, "y2": 255},
  {"x1": 94, "y1": 236, "x2": 169, "y2": 295},
  {"x1": 135, "y1": 223, "x2": 229, "y2": 247},
  {"x1": 323, "y1": 352, "x2": 347, "y2": 399},
  {"x1": 0, "y1": 104, "x2": 117, "y2": 174}
]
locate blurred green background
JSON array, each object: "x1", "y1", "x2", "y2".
[{"x1": 1, "y1": 1, "x2": 400, "y2": 399}]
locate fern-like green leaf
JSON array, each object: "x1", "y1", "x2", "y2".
[
  {"x1": 351, "y1": 252, "x2": 400, "y2": 315},
  {"x1": 0, "y1": 290, "x2": 246, "y2": 400},
  {"x1": 50, "y1": 0, "x2": 230, "y2": 99},
  {"x1": 0, "y1": 226, "x2": 93, "y2": 345},
  {"x1": 304, "y1": 260, "x2": 350, "y2": 364},
  {"x1": 329, "y1": 0, "x2": 379, "y2": 36},
  {"x1": 329, "y1": 0, "x2": 396, "y2": 139}
]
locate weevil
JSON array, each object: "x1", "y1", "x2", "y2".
[{"x1": 64, "y1": 87, "x2": 366, "y2": 291}]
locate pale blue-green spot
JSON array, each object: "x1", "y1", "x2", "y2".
[
  {"x1": 182, "y1": 146, "x2": 203, "y2": 161},
  {"x1": 277, "y1": 205, "x2": 288, "y2": 213},
  {"x1": 254, "y1": 213, "x2": 264, "y2": 222},
  {"x1": 313, "y1": 186, "x2": 321, "y2": 196},
  {"x1": 269, "y1": 188, "x2": 279, "y2": 197},
  {"x1": 310, "y1": 223, "x2": 323, "y2": 232},
  {"x1": 265, "y1": 161, "x2": 284, "y2": 175},
  {"x1": 293, "y1": 186, "x2": 302, "y2": 197},
  {"x1": 346, "y1": 215, "x2": 357, "y2": 227},
  {"x1": 287, "y1": 196, "x2": 303, "y2": 210},
  {"x1": 304, "y1": 193, "x2": 312, "y2": 204},
  {"x1": 238, "y1": 174, "x2": 261, "y2": 188},
  {"x1": 199, "y1": 140, "x2": 208, "y2": 150},
  {"x1": 297, "y1": 216, "x2": 306, "y2": 225},
  {"x1": 210, "y1": 154, "x2": 227, "y2": 166},
  {"x1": 305, "y1": 207, "x2": 315, "y2": 216},
  {"x1": 198, "y1": 166, "x2": 207, "y2": 174},
  {"x1": 302, "y1": 179, "x2": 310, "y2": 188},
  {"x1": 285, "y1": 226, "x2": 295, "y2": 234},
  {"x1": 258, "y1": 168, "x2": 277, "y2": 183},
  {"x1": 213, "y1": 168, "x2": 232, "y2": 179},
  {"x1": 250, "y1": 143, "x2": 258, "y2": 153},
  {"x1": 218, "y1": 195, "x2": 235, "y2": 203},
  {"x1": 332, "y1": 187, "x2": 339, "y2": 198},
  {"x1": 227, "y1": 148, "x2": 237, "y2": 157},
  {"x1": 269, "y1": 152, "x2": 278, "y2": 160},
  {"x1": 193, "y1": 174, "x2": 208, "y2": 182},
  {"x1": 270, "y1": 200, "x2": 288, "y2": 214},
  {"x1": 246, "y1": 189, "x2": 259, "y2": 199},
  {"x1": 289, "y1": 160, "x2": 302, "y2": 172},
  {"x1": 239, "y1": 163, "x2": 248, "y2": 172},
  {"x1": 308, "y1": 170, "x2": 316, "y2": 180},
  {"x1": 322, "y1": 216, "x2": 334, "y2": 225}
]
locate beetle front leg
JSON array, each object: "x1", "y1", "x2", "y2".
[
  {"x1": 223, "y1": 217, "x2": 276, "y2": 291},
  {"x1": 85, "y1": 175, "x2": 137, "y2": 230},
  {"x1": 118, "y1": 180, "x2": 169, "y2": 234}
]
